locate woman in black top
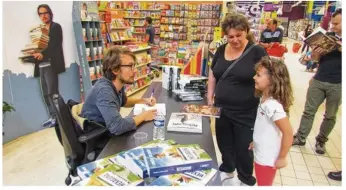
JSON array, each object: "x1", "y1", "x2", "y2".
[
  {"x1": 207, "y1": 13, "x2": 267, "y2": 186},
  {"x1": 301, "y1": 24, "x2": 313, "y2": 53}
]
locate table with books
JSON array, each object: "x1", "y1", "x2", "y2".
[{"x1": 76, "y1": 82, "x2": 222, "y2": 186}]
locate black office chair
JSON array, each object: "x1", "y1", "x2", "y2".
[{"x1": 51, "y1": 94, "x2": 109, "y2": 185}]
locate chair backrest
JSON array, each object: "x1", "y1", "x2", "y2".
[{"x1": 51, "y1": 94, "x2": 85, "y2": 168}]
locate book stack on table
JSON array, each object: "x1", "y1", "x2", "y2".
[
  {"x1": 173, "y1": 75, "x2": 208, "y2": 102},
  {"x1": 75, "y1": 139, "x2": 217, "y2": 186}
]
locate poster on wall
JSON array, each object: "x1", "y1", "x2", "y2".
[
  {"x1": 81, "y1": 1, "x2": 99, "y2": 21},
  {"x1": 17, "y1": 4, "x2": 67, "y2": 129}
]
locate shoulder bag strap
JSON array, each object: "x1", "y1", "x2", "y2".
[{"x1": 219, "y1": 44, "x2": 256, "y2": 81}]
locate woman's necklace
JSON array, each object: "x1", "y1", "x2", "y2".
[{"x1": 226, "y1": 44, "x2": 245, "y2": 60}]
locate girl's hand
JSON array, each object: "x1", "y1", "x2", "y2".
[
  {"x1": 274, "y1": 157, "x2": 287, "y2": 169},
  {"x1": 248, "y1": 142, "x2": 254, "y2": 150}
]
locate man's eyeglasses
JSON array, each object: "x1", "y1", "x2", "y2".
[
  {"x1": 38, "y1": 12, "x2": 49, "y2": 16},
  {"x1": 120, "y1": 64, "x2": 135, "y2": 70}
]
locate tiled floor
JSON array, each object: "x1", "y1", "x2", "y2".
[{"x1": 2, "y1": 38, "x2": 342, "y2": 186}]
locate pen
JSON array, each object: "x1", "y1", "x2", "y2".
[{"x1": 150, "y1": 89, "x2": 154, "y2": 103}]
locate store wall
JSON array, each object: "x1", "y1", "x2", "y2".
[{"x1": 2, "y1": 1, "x2": 81, "y2": 144}]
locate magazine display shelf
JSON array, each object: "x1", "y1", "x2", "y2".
[{"x1": 72, "y1": 1, "x2": 105, "y2": 99}]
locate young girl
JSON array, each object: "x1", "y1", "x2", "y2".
[{"x1": 249, "y1": 56, "x2": 294, "y2": 186}]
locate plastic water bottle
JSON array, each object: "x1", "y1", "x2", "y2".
[{"x1": 153, "y1": 113, "x2": 165, "y2": 141}]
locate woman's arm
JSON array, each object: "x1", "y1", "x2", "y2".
[
  {"x1": 207, "y1": 68, "x2": 216, "y2": 106},
  {"x1": 207, "y1": 47, "x2": 222, "y2": 106},
  {"x1": 274, "y1": 117, "x2": 293, "y2": 169}
]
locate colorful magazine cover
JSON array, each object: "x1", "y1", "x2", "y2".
[
  {"x1": 142, "y1": 144, "x2": 212, "y2": 177},
  {"x1": 77, "y1": 139, "x2": 177, "y2": 179},
  {"x1": 181, "y1": 104, "x2": 221, "y2": 118},
  {"x1": 167, "y1": 113, "x2": 202, "y2": 133},
  {"x1": 149, "y1": 168, "x2": 217, "y2": 186},
  {"x1": 77, "y1": 164, "x2": 144, "y2": 186}
]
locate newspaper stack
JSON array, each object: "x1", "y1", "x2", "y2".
[{"x1": 19, "y1": 25, "x2": 49, "y2": 62}]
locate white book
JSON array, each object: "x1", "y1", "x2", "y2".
[
  {"x1": 167, "y1": 113, "x2": 202, "y2": 133},
  {"x1": 133, "y1": 103, "x2": 166, "y2": 116}
]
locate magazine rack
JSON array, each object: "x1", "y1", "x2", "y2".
[{"x1": 72, "y1": 1, "x2": 105, "y2": 100}]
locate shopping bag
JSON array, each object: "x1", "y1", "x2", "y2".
[
  {"x1": 266, "y1": 43, "x2": 287, "y2": 57},
  {"x1": 292, "y1": 42, "x2": 302, "y2": 53}
]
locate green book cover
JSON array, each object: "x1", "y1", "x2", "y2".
[{"x1": 77, "y1": 164, "x2": 144, "y2": 186}]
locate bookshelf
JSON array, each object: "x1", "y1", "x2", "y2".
[
  {"x1": 124, "y1": 45, "x2": 154, "y2": 96},
  {"x1": 96, "y1": 1, "x2": 155, "y2": 97},
  {"x1": 124, "y1": 9, "x2": 161, "y2": 43},
  {"x1": 72, "y1": 1, "x2": 105, "y2": 99}
]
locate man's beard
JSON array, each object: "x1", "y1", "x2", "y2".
[{"x1": 119, "y1": 75, "x2": 134, "y2": 85}]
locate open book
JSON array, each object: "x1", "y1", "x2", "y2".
[
  {"x1": 304, "y1": 27, "x2": 341, "y2": 55},
  {"x1": 133, "y1": 103, "x2": 166, "y2": 116}
]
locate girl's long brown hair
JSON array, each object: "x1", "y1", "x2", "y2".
[{"x1": 255, "y1": 56, "x2": 294, "y2": 114}]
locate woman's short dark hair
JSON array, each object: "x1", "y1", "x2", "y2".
[
  {"x1": 221, "y1": 13, "x2": 254, "y2": 42},
  {"x1": 333, "y1": 8, "x2": 342, "y2": 17},
  {"x1": 37, "y1": 4, "x2": 53, "y2": 21},
  {"x1": 145, "y1": 17, "x2": 152, "y2": 24},
  {"x1": 102, "y1": 47, "x2": 136, "y2": 81}
]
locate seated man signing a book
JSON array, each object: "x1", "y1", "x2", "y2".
[{"x1": 81, "y1": 47, "x2": 157, "y2": 136}]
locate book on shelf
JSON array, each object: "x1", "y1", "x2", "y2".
[
  {"x1": 133, "y1": 103, "x2": 166, "y2": 116},
  {"x1": 75, "y1": 163, "x2": 145, "y2": 186},
  {"x1": 181, "y1": 104, "x2": 221, "y2": 118},
  {"x1": 141, "y1": 144, "x2": 212, "y2": 177},
  {"x1": 77, "y1": 139, "x2": 177, "y2": 179},
  {"x1": 304, "y1": 27, "x2": 341, "y2": 55},
  {"x1": 167, "y1": 113, "x2": 202, "y2": 134},
  {"x1": 149, "y1": 168, "x2": 217, "y2": 186}
]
